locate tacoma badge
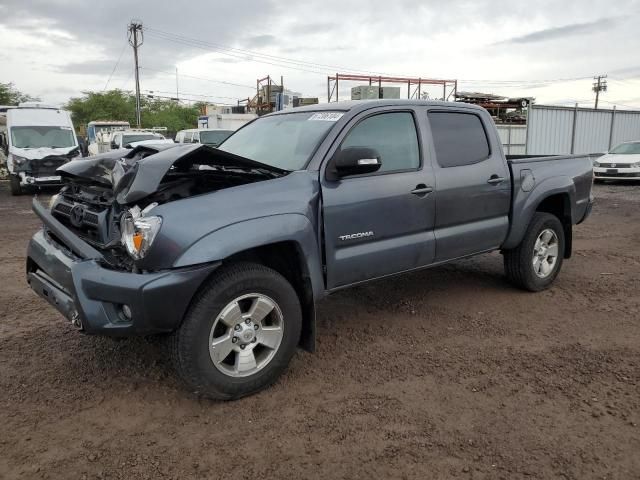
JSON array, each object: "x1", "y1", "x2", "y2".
[{"x1": 339, "y1": 231, "x2": 374, "y2": 241}]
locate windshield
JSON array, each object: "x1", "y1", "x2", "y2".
[
  {"x1": 218, "y1": 111, "x2": 342, "y2": 170},
  {"x1": 123, "y1": 134, "x2": 162, "y2": 145},
  {"x1": 200, "y1": 130, "x2": 233, "y2": 146},
  {"x1": 610, "y1": 142, "x2": 640, "y2": 154},
  {"x1": 10, "y1": 126, "x2": 76, "y2": 149}
]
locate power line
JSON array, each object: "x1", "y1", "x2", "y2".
[
  {"x1": 140, "y1": 66, "x2": 255, "y2": 90},
  {"x1": 144, "y1": 27, "x2": 393, "y2": 77},
  {"x1": 143, "y1": 89, "x2": 240, "y2": 101},
  {"x1": 599, "y1": 99, "x2": 640, "y2": 110},
  {"x1": 103, "y1": 43, "x2": 128, "y2": 91},
  {"x1": 144, "y1": 29, "x2": 328, "y2": 75},
  {"x1": 143, "y1": 26, "x2": 607, "y2": 87},
  {"x1": 459, "y1": 75, "x2": 592, "y2": 85},
  {"x1": 119, "y1": 63, "x2": 134, "y2": 90}
]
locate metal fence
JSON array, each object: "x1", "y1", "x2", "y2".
[
  {"x1": 524, "y1": 104, "x2": 640, "y2": 155},
  {"x1": 496, "y1": 125, "x2": 527, "y2": 155}
]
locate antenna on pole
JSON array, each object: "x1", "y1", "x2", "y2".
[{"x1": 128, "y1": 20, "x2": 144, "y2": 127}]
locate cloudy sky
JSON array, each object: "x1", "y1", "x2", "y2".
[{"x1": 1, "y1": 0, "x2": 639, "y2": 109}]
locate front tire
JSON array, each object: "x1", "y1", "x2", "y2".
[
  {"x1": 504, "y1": 212, "x2": 565, "y2": 292},
  {"x1": 171, "y1": 262, "x2": 302, "y2": 400},
  {"x1": 9, "y1": 174, "x2": 22, "y2": 196}
]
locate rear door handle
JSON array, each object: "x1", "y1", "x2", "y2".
[
  {"x1": 411, "y1": 184, "x2": 433, "y2": 196},
  {"x1": 487, "y1": 175, "x2": 506, "y2": 185}
]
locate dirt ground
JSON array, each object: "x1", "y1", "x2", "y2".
[{"x1": 0, "y1": 180, "x2": 639, "y2": 480}]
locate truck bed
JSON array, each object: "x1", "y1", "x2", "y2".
[{"x1": 501, "y1": 153, "x2": 594, "y2": 250}]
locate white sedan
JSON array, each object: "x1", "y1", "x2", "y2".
[{"x1": 593, "y1": 141, "x2": 640, "y2": 181}]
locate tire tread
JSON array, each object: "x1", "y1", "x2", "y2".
[
  {"x1": 170, "y1": 262, "x2": 301, "y2": 400},
  {"x1": 504, "y1": 212, "x2": 565, "y2": 292}
]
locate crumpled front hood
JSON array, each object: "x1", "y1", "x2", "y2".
[
  {"x1": 57, "y1": 143, "x2": 289, "y2": 204},
  {"x1": 58, "y1": 148, "x2": 126, "y2": 187},
  {"x1": 10, "y1": 145, "x2": 79, "y2": 160}
]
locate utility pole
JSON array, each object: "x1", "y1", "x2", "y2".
[
  {"x1": 592, "y1": 74, "x2": 607, "y2": 110},
  {"x1": 176, "y1": 67, "x2": 179, "y2": 102},
  {"x1": 128, "y1": 21, "x2": 144, "y2": 127}
]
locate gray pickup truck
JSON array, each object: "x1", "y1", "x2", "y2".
[{"x1": 26, "y1": 100, "x2": 593, "y2": 399}]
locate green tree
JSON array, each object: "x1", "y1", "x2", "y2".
[
  {"x1": 65, "y1": 90, "x2": 137, "y2": 129},
  {"x1": 65, "y1": 90, "x2": 199, "y2": 134},
  {"x1": 0, "y1": 82, "x2": 39, "y2": 105},
  {"x1": 142, "y1": 98, "x2": 199, "y2": 133}
]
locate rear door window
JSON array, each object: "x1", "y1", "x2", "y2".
[{"x1": 428, "y1": 112, "x2": 490, "y2": 168}]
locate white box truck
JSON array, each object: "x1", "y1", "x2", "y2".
[{"x1": 0, "y1": 103, "x2": 80, "y2": 195}]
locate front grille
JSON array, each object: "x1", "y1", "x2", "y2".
[
  {"x1": 52, "y1": 200, "x2": 109, "y2": 244},
  {"x1": 84, "y1": 212, "x2": 99, "y2": 226},
  {"x1": 29, "y1": 157, "x2": 68, "y2": 175},
  {"x1": 598, "y1": 163, "x2": 633, "y2": 168},
  {"x1": 55, "y1": 203, "x2": 72, "y2": 215}
]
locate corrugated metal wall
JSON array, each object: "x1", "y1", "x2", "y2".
[
  {"x1": 525, "y1": 105, "x2": 640, "y2": 155},
  {"x1": 574, "y1": 110, "x2": 612, "y2": 153},
  {"x1": 526, "y1": 106, "x2": 573, "y2": 154},
  {"x1": 496, "y1": 125, "x2": 526, "y2": 155},
  {"x1": 611, "y1": 112, "x2": 640, "y2": 146}
]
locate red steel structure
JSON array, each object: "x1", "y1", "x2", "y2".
[{"x1": 327, "y1": 73, "x2": 457, "y2": 102}]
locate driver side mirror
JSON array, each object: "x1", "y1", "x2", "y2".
[
  {"x1": 111, "y1": 141, "x2": 118, "y2": 149},
  {"x1": 326, "y1": 147, "x2": 382, "y2": 181}
]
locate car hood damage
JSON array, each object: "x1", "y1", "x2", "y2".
[
  {"x1": 10, "y1": 145, "x2": 80, "y2": 161},
  {"x1": 57, "y1": 143, "x2": 289, "y2": 205}
]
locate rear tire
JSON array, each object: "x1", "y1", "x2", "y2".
[
  {"x1": 9, "y1": 174, "x2": 22, "y2": 196},
  {"x1": 171, "y1": 262, "x2": 302, "y2": 400},
  {"x1": 504, "y1": 212, "x2": 565, "y2": 292}
]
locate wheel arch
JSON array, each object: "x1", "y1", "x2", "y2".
[
  {"x1": 174, "y1": 214, "x2": 324, "y2": 352},
  {"x1": 503, "y1": 177, "x2": 576, "y2": 257},
  {"x1": 534, "y1": 193, "x2": 572, "y2": 258},
  {"x1": 223, "y1": 241, "x2": 316, "y2": 352}
]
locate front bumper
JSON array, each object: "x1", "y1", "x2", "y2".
[
  {"x1": 593, "y1": 166, "x2": 640, "y2": 180},
  {"x1": 26, "y1": 199, "x2": 219, "y2": 336},
  {"x1": 18, "y1": 172, "x2": 62, "y2": 186}
]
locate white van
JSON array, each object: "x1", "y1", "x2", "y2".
[
  {"x1": 0, "y1": 103, "x2": 80, "y2": 195},
  {"x1": 108, "y1": 130, "x2": 166, "y2": 149},
  {"x1": 175, "y1": 128, "x2": 234, "y2": 147},
  {"x1": 87, "y1": 121, "x2": 130, "y2": 155}
]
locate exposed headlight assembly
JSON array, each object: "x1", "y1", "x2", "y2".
[
  {"x1": 120, "y1": 203, "x2": 161, "y2": 260},
  {"x1": 10, "y1": 154, "x2": 28, "y2": 167},
  {"x1": 592, "y1": 160, "x2": 600, "y2": 167}
]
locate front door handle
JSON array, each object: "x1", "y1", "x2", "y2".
[
  {"x1": 411, "y1": 184, "x2": 433, "y2": 196},
  {"x1": 487, "y1": 175, "x2": 506, "y2": 185}
]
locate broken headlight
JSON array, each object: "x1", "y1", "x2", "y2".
[
  {"x1": 10, "y1": 154, "x2": 28, "y2": 167},
  {"x1": 120, "y1": 204, "x2": 161, "y2": 260}
]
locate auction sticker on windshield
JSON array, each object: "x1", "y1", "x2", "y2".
[{"x1": 308, "y1": 112, "x2": 344, "y2": 122}]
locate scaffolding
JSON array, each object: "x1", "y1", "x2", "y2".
[
  {"x1": 327, "y1": 73, "x2": 457, "y2": 102},
  {"x1": 250, "y1": 75, "x2": 284, "y2": 115}
]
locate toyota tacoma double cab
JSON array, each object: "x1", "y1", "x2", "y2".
[{"x1": 26, "y1": 100, "x2": 594, "y2": 399}]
